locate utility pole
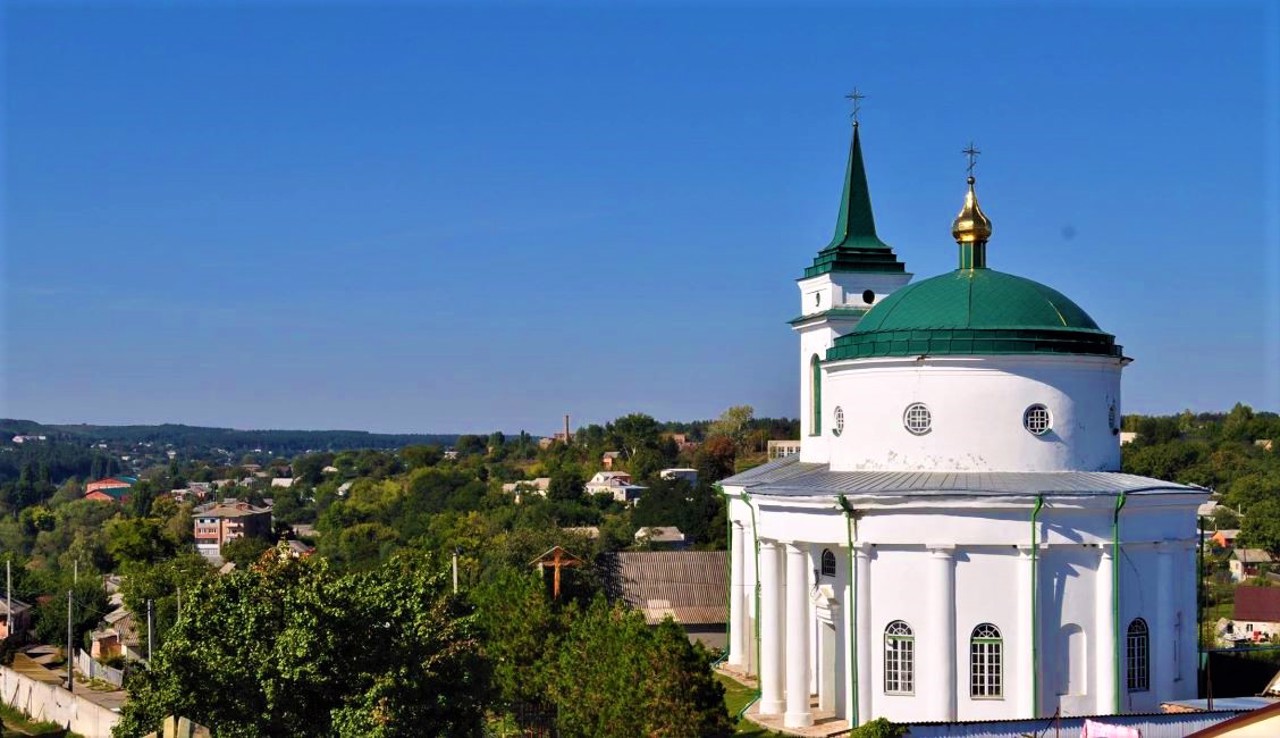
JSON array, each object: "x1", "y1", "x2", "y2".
[
  {"x1": 74, "y1": 560, "x2": 78, "y2": 586},
  {"x1": 66, "y1": 590, "x2": 73, "y2": 693},
  {"x1": 6, "y1": 558, "x2": 11, "y2": 642},
  {"x1": 452, "y1": 551, "x2": 459, "y2": 594},
  {"x1": 146, "y1": 599, "x2": 154, "y2": 662}
]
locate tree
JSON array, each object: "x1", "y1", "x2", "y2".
[
  {"x1": 549, "y1": 597, "x2": 732, "y2": 738},
  {"x1": 695, "y1": 436, "x2": 737, "y2": 484},
  {"x1": 220, "y1": 536, "x2": 272, "y2": 568},
  {"x1": 115, "y1": 547, "x2": 489, "y2": 738},
  {"x1": 546, "y1": 471, "x2": 585, "y2": 504},
  {"x1": 1241, "y1": 498, "x2": 1280, "y2": 556},
  {"x1": 707, "y1": 405, "x2": 754, "y2": 450},
  {"x1": 610, "y1": 414, "x2": 661, "y2": 460}
]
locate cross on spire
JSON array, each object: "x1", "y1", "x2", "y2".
[
  {"x1": 845, "y1": 87, "x2": 866, "y2": 125},
  {"x1": 962, "y1": 141, "x2": 981, "y2": 177}
]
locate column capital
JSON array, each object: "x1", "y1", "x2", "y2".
[
  {"x1": 759, "y1": 539, "x2": 780, "y2": 552},
  {"x1": 853, "y1": 542, "x2": 875, "y2": 559},
  {"x1": 927, "y1": 544, "x2": 956, "y2": 560},
  {"x1": 1016, "y1": 543, "x2": 1044, "y2": 557},
  {"x1": 784, "y1": 541, "x2": 808, "y2": 555},
  {"x1": 1099, "y1": 544, "x2": 1115, "y2": 561}
]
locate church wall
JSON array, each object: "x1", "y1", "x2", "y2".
[
  {"x1": 823, "y1": 355, "x2": 1123, "y2": 473},
  {"x1": 1038, "y1": 544, "x2": 1103, "y2": 716},
  {"x1": 953, "y1": 547, "x2": 1023, "y2": 721},
  {"x1": 864, "y1": 546, "x2": 932, "y2": 722}
]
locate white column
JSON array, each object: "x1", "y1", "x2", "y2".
[
  {"x1": 758, "y1": 540, "x2": 785, "y2": 715},
  {"x1": 928, "y1": 546, "x2": 957, "y2": 721},
  {"x1": 1178, "y1": 540, "x2": 1197, "y2": 693},
  {"x1": 729, "y1": 522, "x2": 747, "y2": 667},
  {"x1": 1152, "y1": 542, "x2": 1173, "y2": 699},
  {"x1": 855, "y1": 543, "x2": 873, "y2": 724},
  {"x1": 785, "y1": 542, "x2": 814, "y2": 728},
  {"x1": 1096, "y1": 545, "x2": 1117, "y2": 714},
  {"x1": 1017, "y1": 545, "x2": 1038, "y2": 718}
]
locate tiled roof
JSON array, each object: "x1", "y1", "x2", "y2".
[
  {"x1": 605, "y1": 551, "x2": 726, "y2": 626},
  {"x1": 1235, "y1": 586, "x2": 1280, "y2": 622},
  {"x1": 721, "y1": 455, "x2": 1203, "y2": 499}
]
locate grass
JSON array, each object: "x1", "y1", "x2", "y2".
[
  {"x1": 0, "y1": 703, "x2": 71, "y2": 736},
  {"x1": 716, "y1": 673, "x2": 787, "y2": 738}
]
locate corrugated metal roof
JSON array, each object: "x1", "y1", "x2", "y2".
[
  {"x1": 722, "y1": 455, "x2": 1203, "y2": 498},
  {"x1": 608, "y1": 551, "x2": 727, "y2": 626},
  {"x1": 1234, "y1": 586, "x2": 1280, "y2": 621},
  {"x1": 903, "y1": 711, "x2": 1244, "y2": 738}
]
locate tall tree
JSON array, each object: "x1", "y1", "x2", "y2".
[{"x1": 115, "y1": 547, "x2": 489, "y2": 738}]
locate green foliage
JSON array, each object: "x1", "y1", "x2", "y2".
[
  {"x1": 549, "y1": 597, "x2": 733, "y2": 738},
  {"x1": 849, "y1": 718, "x2": 907, "y2": 738},
  {"x1": 220, "y1": 536, "x2": 273, "y2": 569},
  {"x1": 114, "y1": 547, "x2": 488, "y2": 738}
]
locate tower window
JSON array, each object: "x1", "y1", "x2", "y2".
[
  {"x1": 810, "y1": 355, "x2": 822, "y2": 436},
  {"x1": 1127, "y1": 618, "x2": 1150, "y2": 692},
  {"x1": 862, "y1": 289, "x2": 876, "y2": 305},
  {"x1": 1109, "y1": 402, "x2": 1118, "y2": 431},
  {"x1": 833, "y1": 406, "x2": 845, "y2": 437},
  {"x1": 970, "y1": 623, "x2": 1003, "y2": 699},
  {"x1": 821, "y1": 549, "x2": 837, "y2": 577},
  {"x1": 884, "y1": 620, "x2": 915, "y2": 695},
  {"x1": 1023, "y1": 404, "x2": 1051, "y2": 436},
  {"x1": 903, "y1": 403, "x2": 931, "y2": 435}
]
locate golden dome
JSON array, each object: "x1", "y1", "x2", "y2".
[{"x1": 951, "y1": 176, "x2": 993, "y2": 244}]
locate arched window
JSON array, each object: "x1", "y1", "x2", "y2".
[
  {"x1": 970, "y1": 623, "x2": 1003, "y2": 698},
  {"x1": 821, "y1": 549, "x2": 836, "y2": 577},
  {"x1": 1127, "y1": 618, "x2": 1150, "y2": 692},
  {"x1": 884, "y1": 620, "x2": 914, "y2": 695},
  {"x1": 810, "y1": 355, "x2": 822, "y2": 436}
]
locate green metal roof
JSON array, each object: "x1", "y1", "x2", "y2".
[
  {"x1": 803, "y1": 125, "x2": 907, "y2": 278},
  {"x1": 828, "y1": 269, "x2": 1122, "y2": 360}
]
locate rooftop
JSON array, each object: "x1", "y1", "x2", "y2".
[{"x1": 722, "y1": 455, "x2": 1204, "y2": 499}]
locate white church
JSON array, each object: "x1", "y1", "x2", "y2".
[{"x1": 720, "y1": 119, "x2": 1206, "y2": 731}]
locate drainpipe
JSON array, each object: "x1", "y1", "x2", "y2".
[
  {"x1": 1112, "y1": 492, "x2": 1127, "y2": 713},
  {"x1": 728, "y1": 489, "x2": 763, "y2": 718},
  {"x1": 1030, "y1": 495, "x2": 1044, "y2": 715},
  {"x1": 837, "y1": 494, "x2": 859, "y2": 727},
  {"x1": 713, "y1": 488, "x2": 732, "y2": 668}
]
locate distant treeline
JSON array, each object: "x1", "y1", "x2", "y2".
[{"x1": 2, "y1": 419, "x2": 460, "y2": 456}]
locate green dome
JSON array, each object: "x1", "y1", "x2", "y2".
[{"x1": 828, "y1": 269, "x2": 1123, "y2": 360}]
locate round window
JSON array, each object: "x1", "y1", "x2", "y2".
[
  {"x1": 833, "y1": 406, "x2": 844, "y2": 436},
  {"x1": 903, "y1": 403, "x2": 931, "y2": 435},
  {"x1": 1024, "y1": 404, "x2": 1051, "y2": 436},
  {"x1": 862, "y1": 289, "x2": 876, "y2": 305}
]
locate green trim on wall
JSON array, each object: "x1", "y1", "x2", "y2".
[{"x1": 788, "y1": 307, "x2": 870, "y2": 326}]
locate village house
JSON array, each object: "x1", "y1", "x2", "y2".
[
  {"x1": 501, "y1": 477, "x2": 551, "y2": 501},
  {"x1": 601, "y1": 451, "x2": 621, "y2": 470},
  {"x1": 193, "y1": 500, "x2": 274, "y2": 560},
  {"x1": 634, "y1": 526, "x2": 688, "y2": 548},
  {"x1": 659, "y1": 468, "x2": 698, "y2": 485},
  {"x1": 585, "y1": 471, "x2": 646, "y2": 504},
  {"x1": 1231, "y1": 549, "x2": 1274, "y2": 582},
  {"x1": 1212, "y1": 529, "x2": 1242, "y2": 549},
  {"x1": 766, "y1": 440, "x2": 801, "y2": 459},
  {"x1": 1222, "y1": 587, "x2": 1280, "y2": 644},
  {"x1": 0, "y1": 597, "x2": 32, "y2": 640},
  {"x1": 605, "y1": 551, "x2": 727, "y2": 649}
]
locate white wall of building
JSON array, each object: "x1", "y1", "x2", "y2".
[
  {"x1": 722, "y1": 490, "x2": 1203, "y2": 725},
  {"x1": 819, "y1": 354, "x2": 1124, "y2": 472}
]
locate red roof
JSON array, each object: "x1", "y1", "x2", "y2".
[{"x1": 1233, "y1": 586, "x2": 1280, "y2": 622}]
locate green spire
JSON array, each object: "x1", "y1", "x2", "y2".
[
  {"x1": 803, "y1": 123, "x2": 905, "y2": 278},
  {"x1": 827, "y1": 123, "x2": 890, "y2": 251}
]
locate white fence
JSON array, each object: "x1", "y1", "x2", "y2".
[
  {"x1": 75, "y1": 649, "x2": 125, "y2": 688},
  {"x1": 0, "y1": 664, "x2": 121, "y2": 738}
]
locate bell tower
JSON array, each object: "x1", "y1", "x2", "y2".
[{"x1": 794, "y1": 101, "x2": 912, "y2": 462}]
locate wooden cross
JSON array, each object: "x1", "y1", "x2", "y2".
[{"x1": 845, "y1": 87, "x2": 866, "y2": 125}]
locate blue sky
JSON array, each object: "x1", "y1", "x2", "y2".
[{"x1": 3, "y1": 2, "x2": 1277, "y2": 434}]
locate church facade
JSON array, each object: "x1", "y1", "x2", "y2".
[{"x1": 720, "y1": 121, "x2": 1205, "y2": 730}]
